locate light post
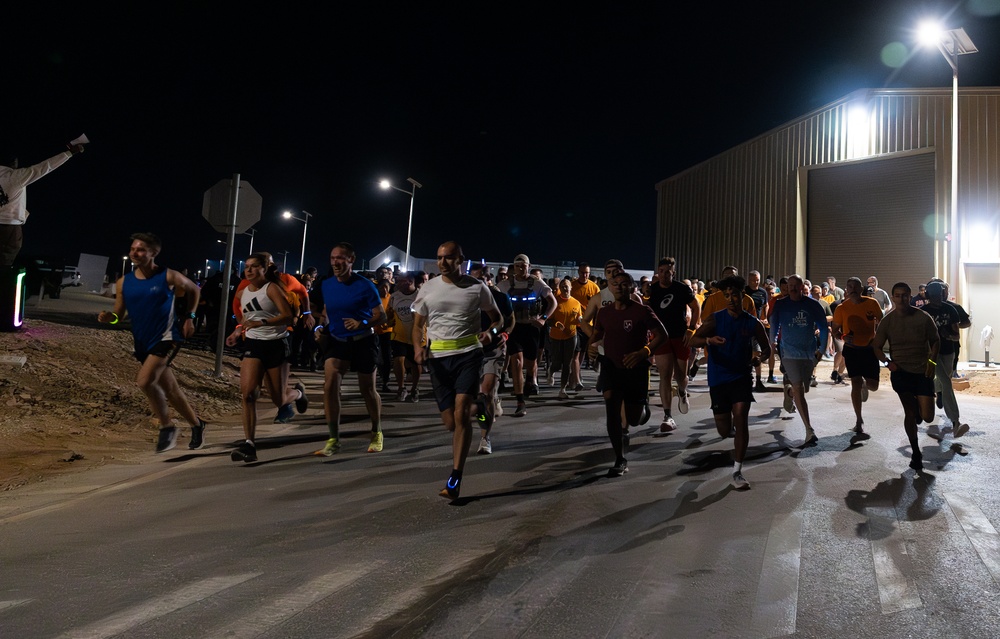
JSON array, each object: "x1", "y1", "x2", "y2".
[
  {"x1": 917, "y1": 22, "x2": 978, "y2": 286},
  {"x1": 379, "y1": 177, "x2": 422, "y2": 270},
  {"x1": 121, "y1": 255, "x2": 128, "y2": 277},
  {"x1": 245, "y1": 228, "x2": 256, "y2": 255},
  {"x1": 277, "y1": 250, "x2": 290, "y2": 274},
  {"x1": 282, "y1": 210, "x2": 312, "y2": 274}
]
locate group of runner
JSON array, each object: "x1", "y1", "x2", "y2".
[{"x1": 98, "y1": 233, "x2": 972, "y2": 497}]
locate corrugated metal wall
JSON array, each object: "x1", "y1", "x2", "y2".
[{"x1": 655, "y1": 88, "x2": 1000, "y2": 291}]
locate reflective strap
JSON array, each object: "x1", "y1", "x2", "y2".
[{"x1": 429, "y1": 334, "x2": 480, "y2": 352}]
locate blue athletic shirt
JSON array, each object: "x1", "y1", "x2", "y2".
[
  {"x1": 122, "y1": 268, "x2": 182, "y2": 356},
  {"x1": 318, "y1": 273, "x2": 381, "y2": 340},
  {"x1": 707, "y1": 309, "x2": 757, "y2": 386},
  {"x1": 768, "y1": 296, "x2": 829, "y2": 360}
]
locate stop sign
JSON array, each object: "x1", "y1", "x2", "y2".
[{"x1": 202, "y1": 178, "x2": 262, "y2": 234}]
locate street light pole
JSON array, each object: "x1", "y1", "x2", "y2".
[
  {"x1": 282, "y1": 210, "x2": 312, "y2": 274},
  {"x1": 380, "y1": 177, "x2": 423, "y2": 271},
  {"x1": 245, "y1": 228, "x2": 256, "y2": 255},
  {"x1": 919, "y1": 23, "x2": 978, "y2": 286}
]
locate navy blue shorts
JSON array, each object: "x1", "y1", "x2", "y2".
[
  {"x1": 890, "y1": 369, "x2": 934, "y2": 397},
  {"x1": 427, "y1": 349, "x2": 485, "y2": 411},
  {"x1": 710, "y1": 377, "x2": 755, "y2": 414}
]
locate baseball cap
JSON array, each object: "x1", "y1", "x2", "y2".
[
  {"x1": 469, "y1": 262, "x2": 486, "y2": 272},
  {"x1": 604, "y1": 259, "x2": 623, "y2": 270},
  {"x1": 513, "y1": 254, "x2": 530, "y2": 264},
  {"x1": 926, "y1": 281, "x2": 945, "y2": 298}
]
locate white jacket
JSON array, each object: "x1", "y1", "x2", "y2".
[{"x1": 0, "y1": 151, "x2": 73, "y2": 225}]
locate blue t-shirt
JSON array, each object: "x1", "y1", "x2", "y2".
[
  {"x1": 122, "y1": 268, "x2": 182, "y2": 356},
  {"x1": 707, "y1": 309, "x2": 758, "y2": 386},
  {"x1": 768, "y1": 296, "x2": 829, "y2": 360},
  {"x1": 318, "y1": 273, "x2": 381, "y2": 340}
]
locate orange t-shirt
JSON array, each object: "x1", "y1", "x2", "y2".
[
  {"x1": 832, "y1": 296, "x2": 883, "y2": 347},
  {"x1": 549, "y1": 296, "x2": 583, "y2": 340}
]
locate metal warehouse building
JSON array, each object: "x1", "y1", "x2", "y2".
[{"x1": 655, "y1": 87, "x2": 1000, "y2": 363}]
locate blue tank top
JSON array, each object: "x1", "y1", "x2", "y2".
[
  {"x1": 123, "y1": 268, "x2": 181, "y2": 355},
  {"x1": 707, "y1": 309, "x2": 756, "y2": 386}
]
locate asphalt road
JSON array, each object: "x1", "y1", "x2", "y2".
[{"x1": 3, "y1": 355, "x2": 1000, "y2": 638}]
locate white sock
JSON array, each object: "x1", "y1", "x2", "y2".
[{"x1": 734, "y1": 462, "x2": 743, "y2": 473}]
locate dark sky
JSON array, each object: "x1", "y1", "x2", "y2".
[{"x1": 9, "y1": 1, "x2": 1000, "y2": 275}]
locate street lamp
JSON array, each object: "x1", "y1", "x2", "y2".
[
  {"x1": 245, "y1": 228, "x2": 256, "y2": 255},
  {"x1": 276, "y1": 249, "x2": 291, "y2": 274},
  {"x1": 282, "y1": 210, "x2": 312, "y2": 275},
  {"x1": 121, "y1": 255, "x2": 128, "y2": 277},
  {"x1": 917, "y1": 21, "x2": 978, "y2": 285},
  {"x1": 379, "y1": 177, "x2": 422, "y2": 271}
]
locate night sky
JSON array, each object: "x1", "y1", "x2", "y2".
[{"x1": 9, "y1": 1, "x2": 1000, "y2": 278}]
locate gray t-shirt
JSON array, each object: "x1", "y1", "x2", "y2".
[{"x1": 873, "y1": 308, "x2": 939, "y2": 374}]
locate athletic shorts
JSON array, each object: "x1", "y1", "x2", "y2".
[
  {"x1": 135, "y1": 340, "x2": 181, "y2": 364},
  {"x1": 391, "y1": 340, "x2": 417, "y2": 364},
  {"x1": 843, "y1": 345, "x2": 880, "y2": 380},
  {"x1": 654, "y1": 337, "x2": 690, "y2": 360},
  {"x1": 241, "y1": 337, "x2": 290, "y2": 369},
  {"x1": 782, "y1": 358, "x2": 816, "y2": 385},
  {"x1": 890, "y1": 369, "x2": 935, "y2": 397},
  {"x1": 320, "y1": 333, "x2": 378, "y2": 374},
  {"x1": 427, "y1": 349, "x2": 485, "y2": 411},
  {"x1": 507, "y1": 322, "x2": 542, "y2": 360},
  {"x1": 710, "y1": 377, "x2": 755, "y2": 414},
  {"x1": 597, "y1": 357, "x2": 650, "y2": 404},
  {"x1": 481, "y1": 345, "x2": 507, "y2": 378}
]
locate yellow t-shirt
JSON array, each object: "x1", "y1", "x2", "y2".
[
  {"x1": 549, "y1": 296, "x2": 583, "y2": 340},
  {"x1": 702, "y1": 290, "x2": 756, "y2": 316},
  {"x1": 570, "y1": 278, "x2": 600, "y2": 308}
]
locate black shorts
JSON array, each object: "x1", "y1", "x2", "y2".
[
  {"x1": 135, "y1": 340, "x2": 181, "y2": 364},
  {"x1": 391, "y1": 340, "x2": 417, "y2": 364},
  {"x1": 597, "y1": 358, "x2": 650, "y2": 404},
  {"x1": 508, "y1": 322, "x2": 542, "y2": 360},
  {"x1": 241, "y1": 337, "x2": 290, "y2": 369},
  {"x1": 710, "y1": 377, "x2": 755, "y2": 414},
  {"x1": 426, "y1": 349, "x2": 484, "y2": 411},
  {"x1": 320, "y1": 333, "x2": 378, "y2": 374},
  {"x1": 890, "y1": 369, "x2": 935, "y2": 397},
  {"x1": 843, "y1": 345, "x2": 880, "y2": 380}
]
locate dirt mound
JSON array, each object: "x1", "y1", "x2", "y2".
[{"x1": 0, "y1": 320, "x2": 240, "y2": 491}]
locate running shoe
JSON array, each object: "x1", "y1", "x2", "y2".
[
  {"x1": 155, "y1": 425, "x2": 178, "y2": 453},
  {"x1": 514, "y1": 403, "x2": 527, "y2": 417},
  {"x1": 607, "y1": 459, "x2": 629, "y2": 477},
  {"x1": 802, "y1": 432, "x2": 819, "y2": 447},
  {"x1": 927, "y1": 423, "x2": 942, "y2": 439},
  {"x1": 862, "y1": 385, "x2": 869, "y2": 403},
  {"x1": 495, "y1": 396, "x2": 504, "y2": 417},
  {"x1": 731, "y1": 471, "x2": 750, "y2": 489},
  {"x1": 320, "y1": 437, "x2": 341, "y2": 456},
  {"x1": 677, "y1": 392, "x2": 690, "y2": 414},
  {"x1": 688, "y1": 362, "x2": 699, "y2": 381},
  {"x1": 546, "y1": 372, "x2": 555, "y2": 387},
  {"x1": 440, "y1": 473, "x2": 461, "y2": 499},
  {"x1": 274, "y1": 403, "x2": 295, "y2": 424},
  {"x1": 810, "y1": 375, "x2": 818, "y2": 388},
  {"x1": 188, "y1": 419, "x2": 206, "y2": 450},
  {"x1": 525, "y1": 381, "x2": 539, "y2": 397},
  {"x1": 783, "y1": 386, "x2": 796, "y2": 413},
  {"x1": 638, "y1": 403, "x2": 651, "y2": 426},
  {"x1": 294, "y1": 382, "x2": 309, "y2": 414},
  {"x1": 936, "y1": 392, "x2": 943, "y2": 409},
  {"x1": 396, "y1": 388, "x2": 408, "y2": 402},
  {"x1": 230, "y1": 441, "x2": 257, "y2": 463},
  {"x1": 477, "y1": 435, "x2": 492, "y2": 455},
  {"x1": 754, "y1": 379, "x2": 766, "y2": 393},
  {"x1": 660, "y1": 416, "x2": 677, "y2": 432},
  {"x1": 851, "y1": 426, "x2": 871, "y2": 442},
  {"x1": 406, "y1": 389, "x2": 420, "y2": 403},
  {"x1": 909, "y1": 453, "x2": 924, "y2": 471},
  {"x1": 367, "y1": 431, "x2": 384, "y2": 453},
  {"x1": 767, "y1": 375, "x2": 777, "y2": 385},
  {"x1": 574, "y1": 383, "x2": 585, "y2": 392},
  {"x1": 830, "y1": 371, "x2": 839, "y2": 381},
  {"x1": 954, "y1": 423, "x2": 970, "y2": 438},
  {"x1": 558, "y1": 388, "x2": 570, "y2": 399}
]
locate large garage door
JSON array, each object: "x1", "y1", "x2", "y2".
[{"x1": 807, "y1": 152, "x2": 936, "y2": 290}]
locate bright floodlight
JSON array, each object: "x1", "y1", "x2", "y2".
[
  {"x1": 917, "y1": 21, "x2": 943, "y2": 47},
  {"x1": 282, "y1": 211, "x2": 293, "y2": 219},
  {"x1": 379, "y1": 179, "x2": 391, "y2": 189}
]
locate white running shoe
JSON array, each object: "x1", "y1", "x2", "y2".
[
  {"x1": 659, "y1": 416, "x2": 677, "y2": 432},
  {"x1": 477, "y1": 435, "x2": 492, "y2": 454},
  {"x1": 677, "y1": 392, "x2": 689, "y2": 414},
  {"x1": 731, "y1": 471, "x2": 750, "y2": 489}
]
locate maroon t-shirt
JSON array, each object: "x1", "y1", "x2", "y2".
[{"x1": 594, "y1": 302, "x2": 665, "y2": 367}]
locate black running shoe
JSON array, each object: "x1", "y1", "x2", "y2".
[
  {"x1": 156, "y1": 426, "x2": 178, "y2": 453},
  {"x1": 607, "y1": 459, "x2": 629, "y2": 477},
  {"x1": 294, "y1": 382, "x2": 309, "y2": 414},
  {"x1": 909, "y1": 453, "x2": 923, "y2": 472},
  {"x1": 936, "y1": 392, "x2": 943, "y2": 409},
  {"x1": 525, "y1": 381, "x2": 539, "y2": 397},
  {"x1": 439, "y1": 473, "x2": 461, "y2": 499},
  {"x1": 189, "y1": 420, "x2": 206, "y2": 450},
  {"x1": 231, "y1": 442, "x2": 257, "y2": 463}
]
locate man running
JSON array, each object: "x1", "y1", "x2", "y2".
[
  {"x1": 831, "y1": 277, "x2": 883, "y2": 441},
  {"x1": 412, "y1": 242, "x2": 501, "y2": 498},
  {"x1": 314, "y1": 242, "x2": 387, "y2": 455},
  {"x1": 690, "y1": 275, "x2": 771, "y2": 489},
  {"x1": 469, "y1": 262, "x2": 515, "y2": 454},
  {"x1": 871, "y1": 282, "x2": 943, "y2": 471},
  {"x1": 922, "y1": 281, "x2": 970, "y2": 436},
  {"x1": 97, "y1": 233, "x2": 207, "y2": 452},
  {"x1": 584, "y1": 271, "x2": 666, "y2": 478},
  {"x1": 769, "y1": 274, "x2": 828, "y2": 446},
  {"x1": 647, "y1": 257, "x2": 699, "y2": 432},
  {"x1": 385, "y1": 271, "x2": 422, "y2": 402}
]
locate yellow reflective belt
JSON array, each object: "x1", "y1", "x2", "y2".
[{"x1": 429, "y1": 334, "x2": 480, "y2": 351}]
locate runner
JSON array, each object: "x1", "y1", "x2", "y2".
[
  {"x1": 647, "y1": 257, "x2": 699, "y2": 432},
  {"x1": 831, "y1": 277, "x2": 883, "y2": 441},
  {"x1": 384, "y1": 271, "x2": 422, "y2": 402},
  {"x1": 97, "y1": 233, "x2": 207, "y2": 452},
  {"x1": 412, "y1": 242, "x2": 501, "y2": 498},
  {"x1": 469, "y1": 262, "x2": 515, "y2": 454},
  {"x1": 922, "y1": 281, "x2": 970, "y2": 436},
  {"x1": 689, "y1": 275, "x2": 771, "y2": 489},
  {"x1": 546, "y1": 277, "x2": 584, "y2": 398}
]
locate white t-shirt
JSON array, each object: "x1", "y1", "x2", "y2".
[
  {"x1": 241, "y1": 283, "x2": 288, "y2": 341},
  {"x1": 412, "y1": 275, "x2": 499, "y2": 358}
]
